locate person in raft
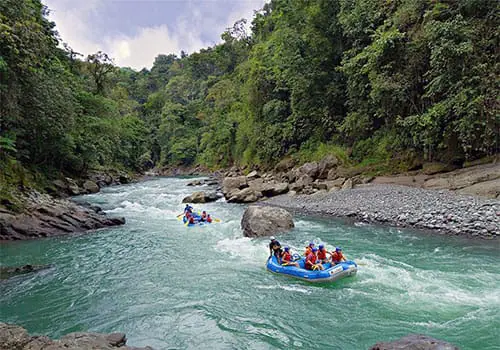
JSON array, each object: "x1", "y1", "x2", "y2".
[
  {"x1": 185, "y1": 212, "x2": 196, "y2": 225},
  {"x1": 206, "y1": 214, "x2": 212, "y2": 223},
  {"x1": 317, "y1": 244, "x2": 329, "y2": 264},
  {"x1": 200, "y1": 211, "x2": 208, "y2": 221},
  {"x1": 331, "y1": 247, "x2": 346, "y2": 264},
  {"x1": 304, "y1": 241, "x2": 315, "y2": 257},
  {"x1": 281, "y1": 247, "x2": 299, "y2": 267},
  {"x1": 184, "y1": 204, "x2": 193, "y2": 214},
  {"x1": 305, "y1": 247, "x2": 324, "y2": 270},
  {"x1": 269, "y1": 236, "x2": 282, "y2": 258}
]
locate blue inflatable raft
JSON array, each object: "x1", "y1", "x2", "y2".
[
  {"x1": 266, "y1": 255, "x2": 357, "y2": 283},
  {"x1": 180, "y1": 212, "x2": 220, "y2": 226}
]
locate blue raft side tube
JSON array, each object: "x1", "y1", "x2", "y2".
[{"x1": 266, "y1": 256, "x2": 357, "y2": 283}]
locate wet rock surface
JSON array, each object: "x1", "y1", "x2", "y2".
[
  {"x1": 241, "y1": 205, "x2": 294, "y2": 237},
  {"x1": 0, "y1": 192, "x2": 125, "y2": 241},
  {"x1": 182, "y1": 191, "x2": 220, "y2": 203},
  {"x1": 0, "y1": 323, "x2": 153, "y2": 350},
  {"x1": 265, "y1": 184, "x2": 499, "y2": 238},
  {"x1": 369, "y1": 334, "x2": 459, "y2": 350},
  {"x1": 0, "y1": 264, "x2": 53, "y2": 280}
]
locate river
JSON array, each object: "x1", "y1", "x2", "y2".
[{"x1": 1, "y1": 177, "x2": 499, "y2": 349}]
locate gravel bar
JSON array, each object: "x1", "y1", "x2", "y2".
[{"x1": 264, "y1": 184, "x2": 499, "y2": 239}]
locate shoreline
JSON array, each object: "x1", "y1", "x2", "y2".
[{"x1": 262, "y1": 184, "x2": 499, "y2": 239}]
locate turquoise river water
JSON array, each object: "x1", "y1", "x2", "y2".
[{"x1": 1, "y1": 177, "x2": 499, "y2": 349}]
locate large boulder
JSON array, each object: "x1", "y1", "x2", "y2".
[
  {"x1": 456, "y1": 178, "x2": 500, "y2": 198},
  {"x1": 261, "y1": 182, "x2": 289, "y2": 197},
  {"x1": 241, "y1": 205, "x2": 294, "y2": 237},
  {"x1": 222, "y1": 176, "x2": 248, "y2": 197},
  {"x1": 246, "y1": 170, "x2": 260, "y2": 180},
  {"x1": 369, "y1": 334, "x2": 459, "y2": 350},
  {"x1": 83, "y1": 180, "x2": 99, "y2": 194},
  {"x1": 0, "y1": 322, "x2": 153, "y2": 350},
  {"x1": 182, "y1": 191, "x2": 218, "y2": 203},
  {"x1": 274, "y1": 158, "x2": 296, "y2": 173},
  {"x1": 52, "y1": 179, "x2": 80, "y2": 196},
  {"x1": 227, "y1": 188, "x2": 262, "y2": 203},
  {"x1": 341, "y1": 178, "x2": 354, "y2": 190},
  {"x1": 317, "y1": 155, "x2": 339, "y2": 179},
  {"x1": 297, "y1": 162, "x2": 319, "y2": 179}
]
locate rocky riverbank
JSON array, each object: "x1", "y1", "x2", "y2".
[
  {"x1": 0, "y1": 191, "x2": 125, "y2": 240},
  {"x1": 180, "y1": 159, "x2": 498, "y2": 238},
  {"x1": 0, "y1": 323, "x2": 152, "y2": 350},
  {"x1": 264, "y1": 184, "x2": 499, "y2": 238}
]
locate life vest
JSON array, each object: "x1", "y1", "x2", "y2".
[
  {"x1": 188, "y1": 217, "x2": 195, "y2": 224},
  {"x1": 318, "y1": 248, "x2": 327, "y2": 260},
  {"x1": 331, "y1": 251, "x2": 344, "y2": 263},
  {"x1": 305, "y1": 253, "x2": 317, "y2": 270},
  {"x1": 207, "y1": 216, "x2": 212, "y2": 223},
  {"x1": 282, "y1": 252, "x2": 292, "y2": 262}
]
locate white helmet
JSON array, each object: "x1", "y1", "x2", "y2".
[{"x1": 270, "y1": 236, "x2": 276, "y2": 240}]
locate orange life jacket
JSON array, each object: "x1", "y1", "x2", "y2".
[
  {"x1": 331, "y1": 251, "x2": 344, "y2": 263},
  {"x1": 318, "y1": 248, "x2": 327, "y2": 260}
]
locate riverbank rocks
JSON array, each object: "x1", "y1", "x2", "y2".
[
  {"x1": 0, "y1": 323, "x2": 153, "y2": 350},
  {"x1": 370, "y1": 334, "x2": 459, "y2": 350},
  {"x1": 222, "y1": 176, "x2": 248, "y2": 197},
  {"x1": 0, "y1": 191, "x2": 125, "y2": 240},
  {"x1": 83, "y1": 180, "x2": 99, "y2": 194},
  {"x1": 422, "y1": 163, "x2": 500, "y2": 198},
  {"x1": 265, "y1": 184, "x2": 500, "y2": 238},
  {"x1": 182, "y1": 191, "x2": 219, "y2": 203},
  {"x1": 241, "y1": 205, "x2": 294, "y2": 237},
  {"x1": 52, "y1": 178, "x2": 80, "y2": 196},
  {"x1": 0, "y1": 264, "x2": 53, "y2": 280},
  {"x1": 187, "y1": 178, "x2": 219, "y2": 186}
]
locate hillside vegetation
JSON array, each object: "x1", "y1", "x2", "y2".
[{"x1": 1, "y1": 0, "x2": 498, "y2": 202}]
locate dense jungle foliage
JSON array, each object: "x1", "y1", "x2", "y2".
[{"x1": 1, "y1": 0, "x2": 499, "y2": 188}]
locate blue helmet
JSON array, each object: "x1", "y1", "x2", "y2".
[
  {"x1": 312, "y1": 247, "x2": 318, "y2": 252},
  {"x1": 284, "y1": 246, "x2": 289, "y2": 251},
  {"x1": 309, "y1": 241, "x2": 315, "y2": 247},
  {"x1": 336, "y1": 247, "x2": 342, "y2": 252},
  {"x1": 319, "y1": 244, "x2": 324, "y2": 249}
]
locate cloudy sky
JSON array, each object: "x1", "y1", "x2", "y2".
[{"x1": 43, "y1": 0, "x2": 267, "y2": 70}]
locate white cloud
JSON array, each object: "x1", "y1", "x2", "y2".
[
  {"x1": 43, "y1": 0, "x2": 267, "y2": 70},
  {"x1": 44, "y1": 0, "x2": 103, "y2": 55},
  {"x1": 106, "y1": 25, "x2": 207, "y2": 70}
]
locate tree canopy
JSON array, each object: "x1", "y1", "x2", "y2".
[{"x1": 1, "y1": 0, "x2": 498, "y2": 181}]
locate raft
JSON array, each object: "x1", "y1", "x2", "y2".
[
  {"x1": 180, "y1": 212, "x2": 219, "y2": 226},
  {"x1": 266, "y1": 255, "x2": 357, "y2": 283}
]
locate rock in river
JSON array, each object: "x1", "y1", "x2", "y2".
[
  {"x1": 369, "y1": 334, "x2": 459, "y2": 350},
  {"x1": 0, "y1": 191, "x2": 125, "y2": 241},
  {"x1": 182, "y1": 191, "x2": 219, "y2": 203},
  {"x1": 0, "y1": 264, "x2": 53, "y2": 280},
  {"x1": 0, "y1": 322, "x2": 153, "y2": 350},
  {"x1": 241, "y1": 205, "x2": 294, "y2": 237}
]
